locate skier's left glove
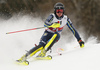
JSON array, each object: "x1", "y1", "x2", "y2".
[{"x1": 78, "y1": 39, "x2": 84, "y2": 48}]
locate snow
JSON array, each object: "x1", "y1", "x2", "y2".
[{"x1": 0, "y1": 15, "x2": 100, "y2": 70}]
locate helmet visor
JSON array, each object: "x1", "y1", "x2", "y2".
[{"x1": 56, "y1": 9, "x2": 63, "y2": 13}]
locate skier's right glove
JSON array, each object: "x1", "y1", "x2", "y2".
[
  {"x1": 78, "y1": 39, "x2": 84, "y2": 48},
  {"x1": 48, "y1": 22, "x2": 60, "y2": 28}
]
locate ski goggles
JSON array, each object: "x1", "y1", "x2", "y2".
[{"x1": 56, "y1": 9, "x2": 63, "y2": 13}]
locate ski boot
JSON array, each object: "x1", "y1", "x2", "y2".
[
  {"x1": 37, "y1": 48, "x2": 47, "y2": 57},
  {"x1": 35, "y1": 49, "x2": 52, "y2": 60},
  {"x1": 16, "y1": 54, "x2": 29, "y2": 65}
]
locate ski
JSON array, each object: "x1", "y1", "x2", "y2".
[{"x1": 34, "y1": 55, "x2": 52, "y2": 60}]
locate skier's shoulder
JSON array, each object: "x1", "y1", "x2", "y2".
[
  {"x1": 63, "y1": 14, "x2": 68, "y2": 19},
  {"x1": 50, "y1": 13, "x2": 56, "y2": 18},
  {"x1": 47, "y1": 13, "x2": 54, "y2": 19},
  {"x1": 62, "y1": 15, "x2": 72, "y2": 24}
]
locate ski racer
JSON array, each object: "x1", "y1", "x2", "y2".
[{"x1": 17, "y1": 2, "x2": 84, "y2": 63}]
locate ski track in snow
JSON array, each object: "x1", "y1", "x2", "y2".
[{"x1": 0, "y1": 15, "x2": 100, "y2": 70}]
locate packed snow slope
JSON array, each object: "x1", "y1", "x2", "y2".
[{"x1": 0, "y1": 15, "x2": 100, "y2": 70}]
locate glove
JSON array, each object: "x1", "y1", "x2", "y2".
[
  {"x1": 48, "y1": 23, "x2": 60, "y2": 28},
  {"x1": 78, "y1": 39, "x2": 84, "y2": 48}
]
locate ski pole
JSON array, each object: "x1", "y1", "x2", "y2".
[{"x1": 6, "y1": 27, "x2": 46, "y2": 34}]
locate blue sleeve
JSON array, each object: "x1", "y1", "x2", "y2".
[
  {"x1": 66, "y1": 18, "x2": 81, "y2": 41},
  {"x1": 44, "y1": 14, "x2": 54, "y2": 27}
]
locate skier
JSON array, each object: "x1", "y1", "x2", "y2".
[{"x1": 17, "y1": 2, "x2": 84, "y2": 64}]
